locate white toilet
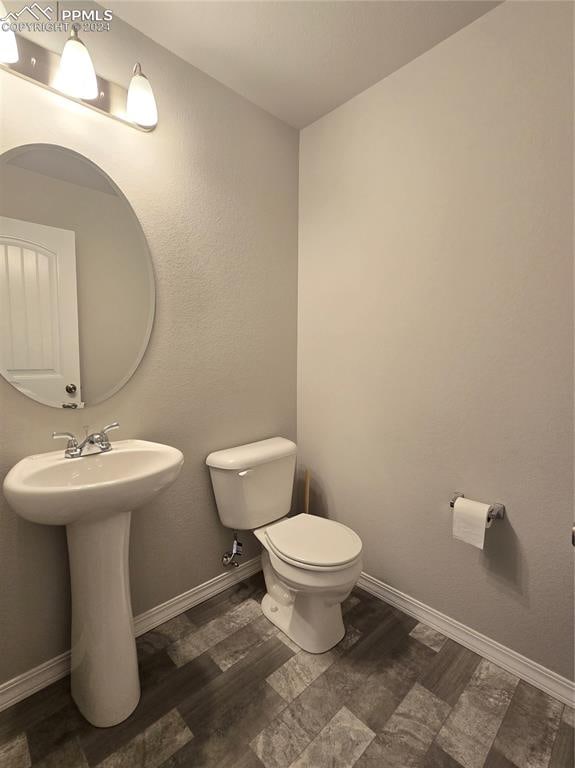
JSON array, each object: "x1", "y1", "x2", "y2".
[{"x1": 206, "y1": 437, "x2": 363, "y2": 653}]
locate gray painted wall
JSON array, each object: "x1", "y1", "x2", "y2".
[
  {"x1": 0, "y1": 13, "x2": 298, "y2": 683},
  {"x1": 298, "y1": 2, "x2": 574, "y2": 679}
]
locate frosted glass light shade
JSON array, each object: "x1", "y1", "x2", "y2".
[
  {"x1": 127, "y1": 64, "x2": 158, "y2": 128},
  {"x1": 55, "y1": 28, "x2": 98, "y2": 100},
  {"x1": 0, "y1": 1, "x2": 19, "y2": 63}
]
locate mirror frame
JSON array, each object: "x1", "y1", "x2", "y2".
[{"x1": 0, "y1": 143, "x2": 156, "y2": 408}]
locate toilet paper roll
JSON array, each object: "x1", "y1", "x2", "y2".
[{"x1": 452, "y1": 497, "x2": 492, "y2": 549}]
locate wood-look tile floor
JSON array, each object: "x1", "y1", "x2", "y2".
[{"x1": 0, "y1": 573, "x2": 572, "y2": 768}]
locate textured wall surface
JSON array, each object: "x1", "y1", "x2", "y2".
[
  {"x1": 0, "y1": 14, "x2": 298, "y2": 683},
  {"x1": 298, "y1": 2, "x2": 573, "y2": 678}
]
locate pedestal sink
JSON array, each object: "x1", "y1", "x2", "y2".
[{"x1": 3, "y1": 439, "x2": 184, "y2": 727}]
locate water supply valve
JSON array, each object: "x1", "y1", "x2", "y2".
[{"x1": 222, "y1": 532, "x2": 243, "y2": 568}]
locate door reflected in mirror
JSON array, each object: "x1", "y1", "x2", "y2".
[{"x1": 0, "y1": 144, "x2": 155, "y2": 408}]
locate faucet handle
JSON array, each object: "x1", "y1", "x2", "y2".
[
  {"x1": 52, "y1": 432, "x2": 80, "y2": 457},
  {"x1": 52, "y1": 431, "x2": 78, "y2": 446},
  {"x1": 99, "y1": 422, "x2": 120, "y2": 449}
]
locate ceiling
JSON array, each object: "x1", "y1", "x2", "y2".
[{"x1": 108, "y1": 1, "x2": 500, "y2": 129}]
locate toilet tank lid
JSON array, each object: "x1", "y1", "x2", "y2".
[{"x1": 206, "y1": 437, "x2": 296, "y2": 470}]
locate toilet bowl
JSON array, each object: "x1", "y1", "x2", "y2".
[
  {"x1": 255, "y1": 514, "x2": 362, "y2": 652},
  {"x1": 206, "y1": 437, "x2": 363, "y2": 654}
]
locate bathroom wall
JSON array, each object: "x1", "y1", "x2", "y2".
[
  {"x1": 298, "y1": 1, "x2": 573, "y2": 679},
  {"x1": 0, "y1": 13, "x2": 298, "y2": 682}
]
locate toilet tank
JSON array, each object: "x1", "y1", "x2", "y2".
[{"x1": 206, "y1": 437, "x2": 297, "y2": 530}]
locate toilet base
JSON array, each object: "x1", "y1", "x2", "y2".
[{"x1": 261, "y1": 590, "x2": 345, "y2": 654}]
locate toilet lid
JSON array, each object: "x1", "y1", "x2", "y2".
[{"x1": 265, "y1": 514, "x2": 362, "y2": 568}]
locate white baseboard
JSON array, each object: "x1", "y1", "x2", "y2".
[
  {"x1": 0, "y1": 556, "x2": 262, "y2": 713},
  {"x1": 358, "y1": 572, "x2": 575, "y2": 707},
  {"x1": 3, "y1": 561, "x2": 571, "y2": 713},
  {"x1": 0, "y1": 650, "x2": 72, "y2": 715},
  {"x1": 133, "y1": 556, "x2": 262, "y2": 636}
]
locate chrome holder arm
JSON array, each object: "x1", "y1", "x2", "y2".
[{"x1": 450, "y1": 492, "x2": 505, "y2": 522}]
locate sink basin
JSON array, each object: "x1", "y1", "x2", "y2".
[
  {"x1": 4, "y1": 439, "x2": 184, "y2": 525},
  {"x1": 3, "y1": 439, "x2": 184, "y2": 728}
]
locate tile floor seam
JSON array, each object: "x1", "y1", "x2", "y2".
[
  {"x1": 207, "y1": 613, "x2": 279, "y2": 672},
  {"x1": 252, "y1": 721, "x2": 312, "y2": 768},
  {"x1": 474, "y1": 675, "x2": 519, "y2": 768},
  {"x1": 286, "y1": 705, "x2": 376, "y2": 768},
  {"x1": 542, "y1": 702, "x2": 569, "y2": 768},
  {"x1": 167, "y1": 600, "x2": 264, "y2": 667},
  {"x1": 435, "y1": 661, "x2": 520, "y2": 768},
  {"x1": 375, "y1": 679, "x2": 453, "y2": 768},
  {"x1": 423, "y1": 699, "x2": 462, "y2": 766}
]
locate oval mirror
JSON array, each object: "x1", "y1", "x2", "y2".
[{"x1": 0, "y1": 144, "x2": 155, "y2": 408}]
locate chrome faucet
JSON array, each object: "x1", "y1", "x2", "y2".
[{"x1": 52, "y1": 422, "x2": 120, "y2": 459}]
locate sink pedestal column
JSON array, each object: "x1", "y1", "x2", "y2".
[{"x1": 66, "y1": 510, "x2": 140, "y2": 727}]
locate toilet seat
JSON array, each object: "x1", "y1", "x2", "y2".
[{"x1": 263, "y1": 514, "x2": 362, "y2": 572}]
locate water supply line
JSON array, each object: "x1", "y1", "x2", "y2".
[{"x1": 222, "y1": 532, "x2": 243, "y2": 567}]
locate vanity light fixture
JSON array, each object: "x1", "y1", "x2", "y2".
[
  {"x1": 54, "y1": 26, "x2": 98, "y2": 100},
  {"x1": 127, "y1": 63, "x2": 158, "y2": 128},
  {"x1": 0, "y1": 27, "x2": 158, "y2": 130},
  {"x1": 0, "y1": 1, "x2": 19, "y2": 64}
]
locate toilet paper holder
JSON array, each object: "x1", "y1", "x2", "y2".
[{"x1": 450, "y1": 493, "x2": 505, "y2": 522}]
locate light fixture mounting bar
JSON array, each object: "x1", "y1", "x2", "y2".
[{"x1": 0, "y1": 34, "x2": 154, "y2": 132}]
